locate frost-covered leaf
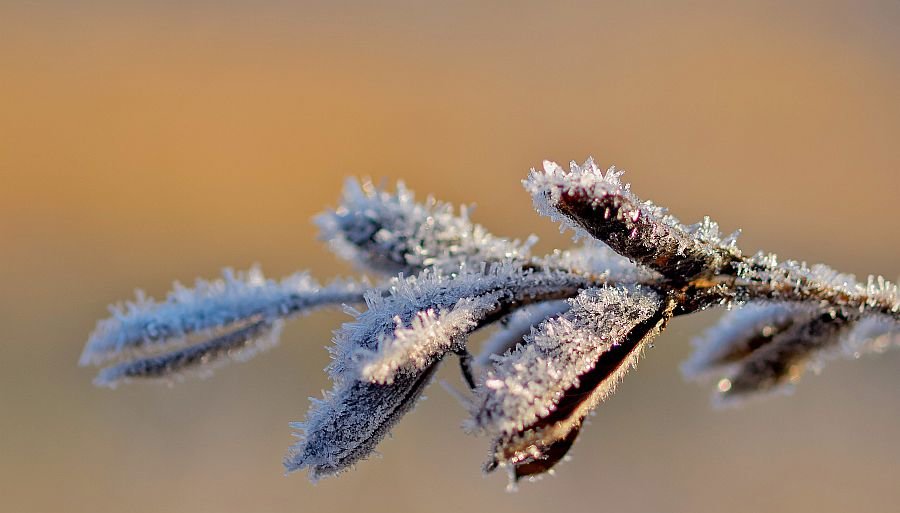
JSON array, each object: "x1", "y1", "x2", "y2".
[
  {"x1": 330, "y1": 261, "x2": 592, "y2": 384},
  {"x1": 285, "y1": 364, "x2": 439, "y2": 481},
  {"x1": 81, "y1": 267, "x2": 365, "y2": 367},
  {"x1": 524, "y1": 159, "x2": 740, "y2": 282},
  {"x1": 359, "y1": 293, "x2": 503, "y2": 384},
  {"x1": 316, "y1": 178, "x2": 534, "y2": 275},
  {"x1": 716, "y1": 308, "x2": 854, "y2": 405},
  {"x1": 682, "y1": 302, "x2": 818, "y2": 380},
  {"x1": 472, "y1": 285, "x2": 671, "y2": 482},
  {"x1": 94, "y1": 319, "x2": 283, "y2": 387}
]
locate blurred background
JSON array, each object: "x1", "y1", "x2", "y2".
[{"x1": 2, "y1": 1, "x2": 898, "y2": 512}]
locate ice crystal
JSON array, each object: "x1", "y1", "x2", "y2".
[{"x1": 82, "y1": 158, "x2": 899, "y2": 489}]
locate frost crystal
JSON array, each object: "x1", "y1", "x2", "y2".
[{"x1": 83, "y1": 157, "x2": 900, "y2": 488}]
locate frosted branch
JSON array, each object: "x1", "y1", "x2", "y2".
[{"x1": 84, "y1": 157, "x2": 899, "y2": 488}]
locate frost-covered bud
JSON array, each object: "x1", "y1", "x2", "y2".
[
  {"x1": 285, "y1": 364, "x2": 438, "y2": 480},
  {"x1": 682, "y1": 302, "x2": 819, "y2": 380},
  {"x1": 524, "y1": 159, "x2": 739, "y2": 282},
  {"x1": 316, "y1": 178, "x2": 534, "y2": 275},
  {"x1": 81, "y1": 267, "x2": 365, "y2": 367},
  {"x1": 94, "y1": 320, "x2": 282, "y2": 387},
  {"x1": 472, "y1": 285, "x2": 671, "y2": 481},
  {"x1": 716, "y1": 308, "x2": 854, "y2": 405}
]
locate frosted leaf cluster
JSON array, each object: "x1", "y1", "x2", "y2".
[{"x1": 82, "y1": 158, "x2": 899, "y2": 488}]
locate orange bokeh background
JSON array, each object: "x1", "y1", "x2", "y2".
[{"x1": 2, "y1": 2, "x2": 898, "y2": 512}]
